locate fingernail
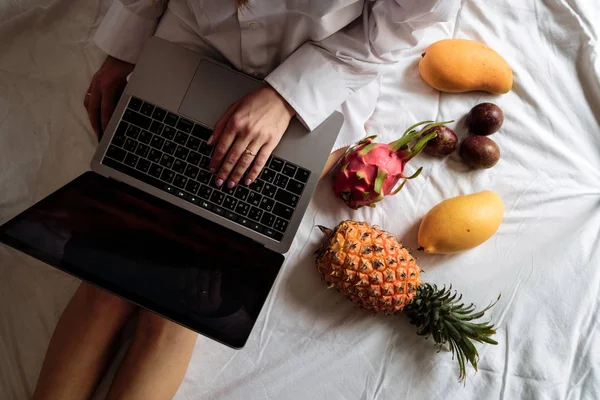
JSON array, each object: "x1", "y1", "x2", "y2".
[
  {"x1": 227, "y1": 181, "x2": 236, "y2": 189},
  {"x1": 207, "y1": 136, "x2": 213, "y2": 145},
  {"x1": 209, "y1": 168, "x2": 216, "y2": 174},
  {"x1": 215, "y1": 179, "x2": 224, "y2": 187},
  {"x1": 244, "y1": 178, "x2": 252, "y2": 186}
]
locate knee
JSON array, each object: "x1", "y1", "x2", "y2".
[
  {"x1": 135, "y1": 309, "x2": 196, "y2": 343},
  {"x1": 76, "y1": 282, "x2": 136, "y2": 319}
]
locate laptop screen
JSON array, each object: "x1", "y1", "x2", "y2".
[{"x1": 0, "y1": 172, "x2": 284, "y2": 348}]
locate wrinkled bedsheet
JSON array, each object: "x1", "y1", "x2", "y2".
[{"x1": 1, "y1": 0, "x2": 599, "y2": 399}]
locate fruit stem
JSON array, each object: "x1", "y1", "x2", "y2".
[{"x1": 389, "y1": 121, "x2": 453, "y2": 153}]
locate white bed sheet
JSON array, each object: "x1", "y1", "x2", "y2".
[{"x1": 1, "y1": 0, "x2": 599, "y2": 399}]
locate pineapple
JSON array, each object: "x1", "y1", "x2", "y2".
[{"x1": 315, "y1": 220, "x2": 500, "y2": 381}]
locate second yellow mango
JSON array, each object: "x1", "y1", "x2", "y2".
[{"x1": 419, "y1": 39, "x2": 513, "y2": 94}]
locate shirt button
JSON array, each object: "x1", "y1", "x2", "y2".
[{"x1": 248, "y1": 21, "x2": 260, "y2": 30}]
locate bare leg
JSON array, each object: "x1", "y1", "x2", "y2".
[
  {"x1": 32, "y1": 282, "x2": 137, "y2": 400},
  {"x1": 106, "y1": 309, "x2": 198, "y2": 400}
]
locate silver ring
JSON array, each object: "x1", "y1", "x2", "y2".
[
  {"x1": 244, "y1": 149, "x2": 256, "y2": 157},
  {"x1": 86, "y1": 93, "x2": 91, "y2": 96}
]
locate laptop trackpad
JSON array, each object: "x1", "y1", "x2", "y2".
[{"x1": 179, "y1": 60, "x2": 265, "y2": 128}]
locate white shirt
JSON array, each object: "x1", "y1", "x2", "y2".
[{"x1": 95, "y1": 0, "x2": 459, "y2": 143}]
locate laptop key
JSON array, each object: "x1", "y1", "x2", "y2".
[
  {"x1": 173, "y1": 174, "x2": 188, "y2": 189},
  {"x1": 174, "y1": 131, "x2": 188, "y2": 145},
  {"x1": 123, "y1": 109, "x2": 151, "y2": 130},
  {"x1": 295, "y1": 167, "x2": 310, "y2": 183},
  {"x1": 164, "y1": 112, "x2": 178, "y2": 127},
  {"x1": 199, "y1": 142, "x2": 212, "y2": 156},
  {"x1": 273, "y1": 173, "x2": 289, "y2": 189},
  {"x1": 261, "y1": 183, "x2": 277, "y2": 198},
  {"x1": 152, "y1": 106, "x2": 167, "y2": 122},
  {"x1": 150, "y1": 135, "x2": 165, "y2": 150},
  {"x1": 136, "y1": 158, "x2": 150, "y2": 173},
  {"x1": 140, "y1": 102, "x2": 155, "y2": 117},
  {"x1": 238, "y1": 217, "x2": 251, "y2": 227},
  {"x1": 185, "y1": 180, "x2": 200, "y2": 195},
  {"x1": 124, "y1": 153, "x2": 139, "y2": 168},
  {"x1": 123, "y1": 138, "x2": 138, "y2": 152},
  {"x1": 148, "y1": 149, "x2": 162, "y2": 163},
  {"x1": 249, "y1": 221, "x2": 263, "y2": 233},
  {"x1": 248, "y1": 191, "x2": 262, "y2": 207},
  {"x1": 174, "y1": 146, "x2": 189, "y2": 160},
  {"x1": 260, "y1": 212, "x2": 276, "y2": 227},
  {"x1": 149, "y1": 163, "x2": 163, "y2": 178},
  {"x1": 172, "y1": 159, "x2": 186, "y2": 174},
  {"x1": 263, "y1": 227, "x2": 283, "y2": 241},
  {"x1": 162, "y1": 140, "x2": 177, "y2": 155},
  {"x1": 273, "y1": 203, "x2": 293, "y2": 220},
  {"x1": 184, "y1": 164, "x2": 199, "y2": 180},
  {"x1": 164, "y1": 185, "x2": 174, "y2": 194},
  {"x1": 248, "y1": 206, "x2": 263, "y2": 222},
  {"x1": 125, "y1": 125, "x2": 140, "y2": 139},
  {"x1": 138, "y1": 130, "x2": 153, "y2": 144},
  {"x1": 210, "y1": 191, "x2": 225, "y2": 205},
  {"x1": 197, "y1": 170, "x2": 210, "y2": 184},
  {"x1": 223, "y1": 196, "x2": 237, "y2": 211},
  {"x1": 162, "y1": 126, "x2": 176, "y2": 140},
  {"x1": 187, "y1": 151, "x2": 201, "y2": 166},
  {"x1": 235, "y1": 201, "x2": 250, "y2": 216},
  {"x1": 106, "y1": 145, "x2": 127, "y2": 162},
  {"x1": 175, "y1": 190, "x2": 187, "y2": 200},
  {"x1": 112, "y1": 121, "x2": 128, "y2": 147},
  {"x1": 135, "y1": 143, "x2": 150, "y2": 158},
  {"x1": 128, "y1": 97, "x2": 142, "y2": 112},
  {"x1": 248, "y1": 179, "x2": 264, "y2": 193},
  {"x1": 192, "y1": 124, "x2": 212, "y2": 140},
  {"x1": 273, "y1": 217, "x2": 288, "y2": 233},
  {"x1": 260, "y1": 168, "x2": 276, "y2": 183},
  {"x1": 160, "y1": 169, "x2": 175, "y2": 183},
  {"x1": 224, "y1": 211, "x2": 237, "y2": 222},
  {"x1": 188, "y1": 195, "x2": 200, "y2": 204},
  {"x1": 198, "y1": 185, "x2": 212, "y2": 200},
  {"x1": 213, "y1": 205, "x2": 225, "y2": 216},
  {"x1": 199, "y1": 156, "x2": 210, "y2": 170},
  {"x1": 282, "y1": 163, "x2": 297, "y2": 178},
  {"x1": 199, "y1": 200, "x2": 211, "y2": 210},
  {"x1": 221, "y1": 185, "x2": 236, "y2": 196},
  {"x1": 274, "y1": 188, "x2": 299, "y2": 208},
  {"x1": 159, "y1": 154, "x2": 174, "y2": 169},
  {"x1": 177, "y1": 118, "x2": 194, "y2": 133},
  {"x1": 149, "y1": 120, "x2": 164, "y2": 135},
  {"x1": 286, "y1": 179, "x2": 304, "y2": 196},
  {"x1": 269, "y1": 157, "x2": 284, "y2": 172},
  {"x1": 186, "y1": 136, "x2": 201, "y2": 151},
  {"x1": 234, "y1": 186, "x2": 249, "y2": 201},
  {"x1": 259, "y1": 197, "x2": 275, "y2": 213}
]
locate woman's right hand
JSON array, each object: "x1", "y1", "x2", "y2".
[{"x1": 84, "y1": 55, "x2": 135, "y2": 139}]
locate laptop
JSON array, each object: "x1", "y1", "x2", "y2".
[{"x1": 0, "y1": 36, "x2": 343, "y2": 349}]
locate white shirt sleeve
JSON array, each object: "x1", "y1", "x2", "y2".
[
  {"x1": 265, "y1": 0, "x2": 461, "y2": 131},
  {"x1": 94, "y1": 0, "x2": 168, "y2": 64}
]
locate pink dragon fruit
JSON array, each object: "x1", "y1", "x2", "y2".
[{"x1": 332, "y1": 121, "x2": 450, "y2": 209}]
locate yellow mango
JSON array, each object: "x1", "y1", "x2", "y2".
[
  {"x1": 419, "y1": 39, "x2": 513, "y2": 94},
  {"x1": 417, "y1": 190, "x2": 504, "y2": 254}
]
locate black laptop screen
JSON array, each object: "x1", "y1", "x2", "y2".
[{"x1": 0, "y1": 172, "x2": 284, "y2": 348}]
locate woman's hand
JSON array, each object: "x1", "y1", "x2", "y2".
[
  {"x1": 84, "y1": 56, "x2": 135, "y2": 139},
  {"x1": 208, "y1": 86, "x2": 296, "y2": 188}
]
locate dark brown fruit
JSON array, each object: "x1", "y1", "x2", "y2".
[
  {"x1": 422, "y1": 125, "x2": 458, "y2": 157},
  {"x1": 466, "y1": 103, "x2": 504, "y2": 136},
  {"x1": 460, "y1": 136, "x2": 500, "y2": 169}
]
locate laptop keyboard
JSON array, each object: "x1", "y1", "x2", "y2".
[{"x1": 101, "y1": 96, "x2": 312, "y2": 242}]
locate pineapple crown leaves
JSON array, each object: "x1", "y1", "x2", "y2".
[{"x1": 404, "y1": 283, "x2": 501, "y2": 382}]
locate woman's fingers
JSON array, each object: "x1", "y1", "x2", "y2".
[
  {"x1": 227, "y1": 140, "x2": 263, "y2": 187},
  {"x1": 244, "y1": 141, "x2": 276, "y2": 185},
  {"x1": 208, "y1": 101, "x2": 239, "y2": 146},
  {"x1": 210, "y1": 118, "x2": 239, "y2": 179},
  {"x1": 215, "y1": 135, "x2": 253, "y2": 187}
]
